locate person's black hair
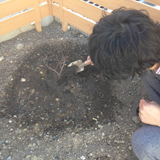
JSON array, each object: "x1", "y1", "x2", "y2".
[{"x1": 88, "y1": 7, "x2": 160, "y2": 80}]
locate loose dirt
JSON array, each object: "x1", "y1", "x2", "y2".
[{"x1": 0, "y1": 21, "x2": 148, "y2": 160}]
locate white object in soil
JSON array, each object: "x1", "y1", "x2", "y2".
[
  {"x1": 0, "y1": 56, "x2": 4, "y2": 62},
  {"x1": 21, "y1": 78, "x2": 26, "y2": 82}
]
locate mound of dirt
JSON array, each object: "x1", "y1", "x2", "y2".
[
  {"x1": 0, "y1": 21, "x2": 148, "y2": 160},
  {"x1": 2, "y1": 40, "x2": 121, "y2": 135}
]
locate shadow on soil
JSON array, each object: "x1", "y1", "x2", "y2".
[{"x1": 2, "y1": 40, "x2": 123, "y2": 135}]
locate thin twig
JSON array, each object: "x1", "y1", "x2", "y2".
[
  {"x1": 44, "y1": 60, "x2": 60, "y2": 76},
  {"x1": 59, "y1": 61, "x2": 65, "y2": 76},
  {"x1": 43, "y1": 51, "x2": 71, "y2": 80}
]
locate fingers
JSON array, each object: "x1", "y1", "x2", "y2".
[
  {"x1": 84, "y1": 59, "x2": 92, "y2": 65},
  {"x1": 87, "y1": 56, "x2": 91, "y2": 60},
  {"x1": 85, "y1": 56, "x2": 94, "y2": 66},
  {"x1": 139, "y1": 99, "x2": 150, "y2": 109}
]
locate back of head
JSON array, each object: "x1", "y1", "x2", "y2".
[{"x1": 88, "y1": 7, "x2": 160, "y2": 80}]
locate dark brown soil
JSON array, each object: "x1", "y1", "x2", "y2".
[
  {"x1": 2, "y1": 40, "x2": 122, "y2": 136},
  {"x1": 0, "y1": 21, "x2": 147, "y2": 160}
]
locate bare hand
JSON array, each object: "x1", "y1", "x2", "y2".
[
  {"x1": 84, "y1": 56, "x2": 94, "y2": 65},
  {"x1": 139, "y1": 99, "x2": 160, "y2": 127}
]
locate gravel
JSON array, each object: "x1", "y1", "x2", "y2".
[{"x1": 0, "y1": 20, "x2": 148, "y2": 160}]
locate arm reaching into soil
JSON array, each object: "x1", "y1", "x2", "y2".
[
  {"x1": 139, "y1": 99, "x2": 160, "y2": 127},
  {"x1": 84, "y1": 56, "x2": 94, "y2": 66}
]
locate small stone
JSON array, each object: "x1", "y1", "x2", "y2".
[
  {"x1": 28, "y1": 144, "x2": 32, "y2": 147},
  {"x1": 52, "y1": 136, "x2": 56, "y2": 140},
  {"x1": 132, "y1": 116, "x2": 140, "y2": 124},
  {"x1": 7, "y1": 156, "x2": 12, "y2": 160},
  {"x1": 10, "y1": 128, "x2": 13, "y2": 131},
  {"x1": 21, "y1": 78, "x2": 26, "y2": 82},
  {"x1": 98, "y1": 124, "x2": 103, "y2": 129},
  {"x1": 0, "y1": 56, "x2": 4, "y2": 62},
  {"x1": 80, "y1": 156, "x2": 86, "y2": 160},
  {"x1": 31, "y1": 89, "x2": 35, "y2": 94},
  {"x1": 107, "y1": 140, "x2": 111, "y2": 145},
  {"x1": 88, "y1": 153, "x2": 93, "y2": 157},
  {"x1": 26, "y1": 155, "x2": 31, "y2": 159},
  {"x1": 33, "y1": 143, "x2": 36, "y2": 147},
  {"x1": 55, "y1": 98, "x2": 59, "y2": 102},
  {"x1": 30, "y1": 137, "x2": 34, "y2": 141},
  {"x1": 32, "y1": 156, "x2": 38, "y2": 160},
  {"x1": 92, "y1": 118, "x2": 98, "y2": 124},
  {"x1": 16, "y1": 43, "x2": 24, "y2": 50},
  {"x1": 116, "y1": 124, "x2": 121, "y2": 129},
  {"x1": 29, "y1": 100, "x2": 35, "y2": 105},
  {"x1": 71, "y1": 31, "x2": 80, "y2": 36},
  {"x1": 129, "y1": 146, "x2": 132, "y2": 151},
  {"x1": 65, "y1": 86, "x2": 70, "y2": 90},
  {"x1": 8, "y1": 120, "x2": 12, "y2": 123},
  {"x1": 67, "y1": 103, "x2": 72, "y2": 107},
  {"x1": 1, "y1": 140, "x2": 6, "y2": 144},
  {"x1": 114, "y1": 140, "x2": 119, "y2": 144}
]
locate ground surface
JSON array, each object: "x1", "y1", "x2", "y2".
[{"x1": 0, "y1": 21, "x2": 148, "y2": 160}]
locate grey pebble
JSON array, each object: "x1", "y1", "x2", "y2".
[
  {"x1": 16, "y1": 43, "x2": 24, "y2": 50},
  {"x1": 7, "y1": 156, "x2": 12, "y2": 160},
  {"x1": 30, "y1": 137, "x2": 34, "y2": 141},
  {"x1": 71, "y1": 31, "x2": 80, "y2": 36},
  {"x1": 29, "y1": 100, "x2": 35, "y2": 105},
  {"x1": 107, "y1": 140, "x2": 111, "y2": 145},
  {"x1": 98, "y1": 124, "x2": 103, "y2": 129},
  {"x1": 132, "y1": 116, "x2": 140, "y2": 124},
  {"x1": 52, "y1": 136, "x2": 56, "y2": 140},
  {"x1": 128, "y1": 146, "x2": 132, "y2": 151},
  {"x1": 1, "y1": 140, "x2": 5, "y2": 144}
]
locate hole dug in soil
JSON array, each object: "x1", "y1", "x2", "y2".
[{"x1": 2, "y1": 40, "x2": 122, "y2": 135}]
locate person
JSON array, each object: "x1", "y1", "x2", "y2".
[{"x1": 84, "y1": 7, "x2": 160, "y2": 160}]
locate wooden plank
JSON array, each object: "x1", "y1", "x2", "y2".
[
  {"x1": 52, "y1": 4, "x2": 60, "y2": 18},
  {"x1": 63, "y1": 0, "x2": 108, "y2": 23},
  {"x1": 39, "y1": 0, "x2": 47, "y2": 3},
  {"x1": 34, "y1": 0, "x2": 42, "y2": 32},
  {"x1": 0, "y1": 0, "x2": 34, "y2": 19},
  {"x1": 91, "y1": 0, "x2": 160, "y2": 22},
  {"x1": 52, "y1": 0, "x2": 59, "y2": 4},
  {"x1": 0, "y1": 9, "x2": 36, "y2": 36},
  {"x1": 144, "y1": 0, "x2": 160, "y2": 6},
  {"x1": 63, "y1": 9, "x2": 95, "y2": 34},
  {"x1": 59, "y1": 0, "x2": 64, "y2": 22},
  {"x1": 40, "y1": 3, "x2": 49, "y2": 18},
  {"x1": 47, "y1": 0, "x2": 53, "y2": 15},
  {"x1": 59, "y1": 0, "x2": 68, "y2": 31}
]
